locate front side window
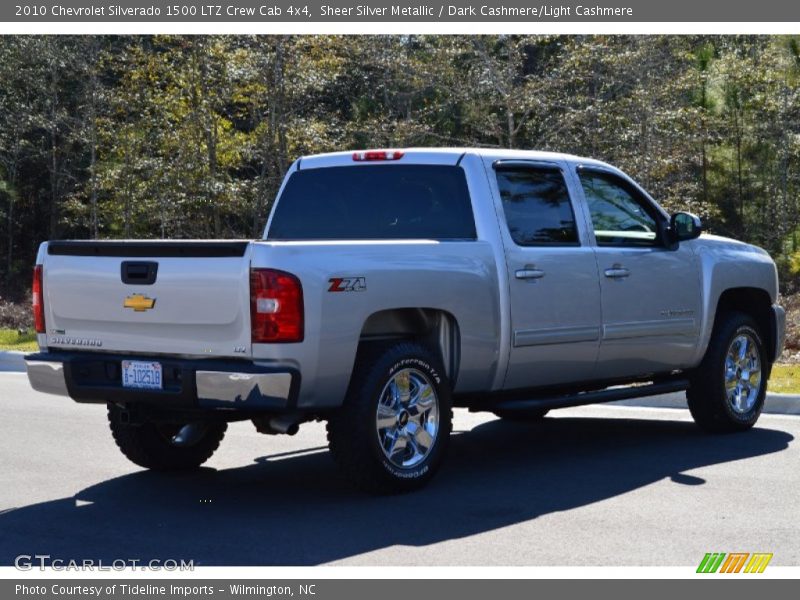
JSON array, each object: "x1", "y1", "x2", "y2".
[
  {"x1": 495, "y1": 166, "x2": 579, "y2": 246},
  {"x1": 578, "y1": 170, "x2": 660, "y2": 247}
]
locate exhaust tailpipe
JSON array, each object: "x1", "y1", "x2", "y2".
[{"x1": 252, "y1": 414, "x2": 300, "y2": 436}]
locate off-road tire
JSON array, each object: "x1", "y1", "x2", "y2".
[
  {"x1": 108, "y1": 404, "x2": 227, "y2": 470},
  {"x1": 687, "y1": 311, "x2": 768, "y2": 433},
  {"x1": 327, "y1": 342, "x2": 452, "y2": 494}
]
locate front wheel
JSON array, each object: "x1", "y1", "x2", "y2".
[
  {"x1": 327, "y1": 342, "x2": 452, "y2": 494},
  {"x1": 687, "y1": 312, "x2": 768, "y2": 433},
  {"x1": 108, "y1": 404, "x2": 227, "y2": 470}
]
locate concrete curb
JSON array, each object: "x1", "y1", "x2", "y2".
[
  {"x1": 762, "y1": 394, "x2": 800, "y2": 414},
  {"x1": 613, "y1": 391, "x2": 800, "y2": 415},
  {"x1": 767, "y1": 391, "x2": 800, "y2": 400},
  {"x1": 0, "y1": 350, "x2": 26, "y2": 373}
]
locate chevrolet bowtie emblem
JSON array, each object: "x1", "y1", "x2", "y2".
[{"x1": 124, "y1": 294, "x2": 156, "y2": 312}]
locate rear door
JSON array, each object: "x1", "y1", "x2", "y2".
[
  {"x1": 42, "y1": 241, "x2": 253, "y2": 358},
  {"x1": 487, "y1": 159, "x2": 602, "y2": 390},
  {"x1": 573, "y1": 167, "x2": 701, "y2": 378}
]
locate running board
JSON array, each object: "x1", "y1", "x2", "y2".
[{"x1": 487, "y1": 379, "x2": 689, "y2": 412}]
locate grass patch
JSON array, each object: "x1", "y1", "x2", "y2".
[
  {"x1": 769, "y1": 363, "x2": 800, "y2": 394},
  {"x1": 0, "y1": 328, "x2": 38, "y2": 352}
]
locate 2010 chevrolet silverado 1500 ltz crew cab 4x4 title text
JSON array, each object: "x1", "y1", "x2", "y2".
[{"x1": 25, "y1": 148, "x2": 786, "y2": 493}]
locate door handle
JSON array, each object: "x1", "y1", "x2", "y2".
[
  {"x1": 121, "y1": 261, "x2": 158, "y2": 285},
  {"x1": 604, "y1": 266, "x2": 630, "y2": 279},
  {"x1": 515, "y1": 268, "x2": 545, "y2": 280}
]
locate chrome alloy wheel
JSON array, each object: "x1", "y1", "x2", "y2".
[
  {"x1": 375, "y1": 368, "x2": 440, "y2": 469},
  {"x1": 724, "y1": 333, "x2": 763, "y2": 415}
]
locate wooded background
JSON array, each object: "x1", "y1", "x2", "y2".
[{"x1": 1, "y1": 35, "x2": 800, "y2": 300}]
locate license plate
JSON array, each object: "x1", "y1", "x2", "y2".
[{"x1": 121, "y1": 360, "x2": 163, "y2": 390}]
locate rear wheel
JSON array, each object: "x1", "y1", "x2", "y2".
[
  {"x1": 687, "y1": 312, "x2": 768, "y2": 433},
  {"x1": 108, "y1": 404, "x2": 227, "y2": 470},
  {"x1": 327, "y1": 342, "x2": 452, "y2": 494}
]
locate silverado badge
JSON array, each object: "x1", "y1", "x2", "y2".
[{"x1": 124, "y1": 294, "x2": 156, "y2": 312}]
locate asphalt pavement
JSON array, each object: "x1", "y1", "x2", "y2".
[{"x1": 0, "y1": 371, "x2": 798, "y2": 566}]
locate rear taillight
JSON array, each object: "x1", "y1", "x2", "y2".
[
  {"x1": 250, "y1": 268, "x2": 304, "y2": 343},
  {"x1": 352, "y1": 150, "x2": 404, "y2": 161},
  {"x1": 32, "y1": 264, "x2": 45, "y2": 334}
]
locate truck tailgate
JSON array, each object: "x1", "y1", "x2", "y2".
[{"x1": 41, "y1": 241, "x2": 252, "y2": 358}]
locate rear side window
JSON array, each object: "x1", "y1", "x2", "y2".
[
  {"x1": 495, "y1": 166, "x2": 579, "y2": 246},
  {"x1": 267, "y1": 165, "x2": 476, "y2": 241}
]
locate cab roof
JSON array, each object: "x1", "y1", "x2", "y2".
[{"x1": 297, "y1": 147, "x2": 615, "y2": 171}]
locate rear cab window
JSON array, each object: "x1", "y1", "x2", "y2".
[{"x1": 267, "y1": 164, "x2": 477, "y2": 241}]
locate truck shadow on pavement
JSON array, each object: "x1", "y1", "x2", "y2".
[{"x1": 0, "y1": 415, "x2": 793, "y2": 565}]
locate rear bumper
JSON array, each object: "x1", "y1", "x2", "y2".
[{"x1": 24, "y1": 352, "x2": 299, "y2": 411}]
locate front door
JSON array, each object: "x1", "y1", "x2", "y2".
[
  {"x1": 490, "y1": 160, "x2": 602, "y2": 390},
  {"x1": 575, "y1": 167, "x2": 702, "y2": 379}
]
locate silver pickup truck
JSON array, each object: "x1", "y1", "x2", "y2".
[{"x1": 25, "y1": 148, "x2": 786, "y2": 493}]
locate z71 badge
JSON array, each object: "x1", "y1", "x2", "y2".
[{"x1": 328, "y1": 277, "x2": 367, "y2": 292}]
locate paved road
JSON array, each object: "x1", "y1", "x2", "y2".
[{"x1": 1, "y1": 371, "x2": 798, "y2": 566}]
